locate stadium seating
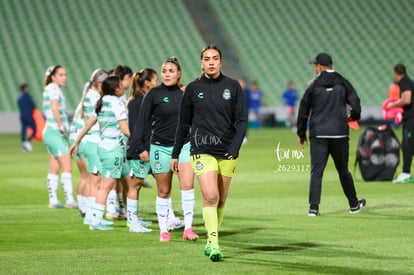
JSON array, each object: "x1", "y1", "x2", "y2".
[
  {"x1": 1, "y1": 0, "x2": 205, "y2": 112},
  {"x1": 208, "y1": 0, "x2": 414, "y2": 108}
]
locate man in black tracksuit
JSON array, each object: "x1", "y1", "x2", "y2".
[
  {"x1": 387, "y1": 64, "x2": 414, "y2": 183},
  {"x1": 297, "y1": 53, "x2": 366, "y2": 216}
]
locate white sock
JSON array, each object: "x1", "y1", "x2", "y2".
[
  {"x1": 167, "y1": 197, "x2": 176, "y2": 221},
  {"x1": 85, "y1": 197, "x2": 95, "y2": 221},
  {"x1": 181, "y1": 189, "x2": 195, "y2": 230},
  {"x1": 47, "y1": 173, "x2": 59, "y2": 204},
  {"x1": 61, "y1": 172, "x2": 74, "y2": 203},
  {"x1": 156, "y1": 197, "x2": 169, "y2": 233},
  {"x1": 77, "y1": 195, "x2": 86, "y2": 213},
  {"x1": 91, "y1": 203, "x2": 105, "y2": 226},
  {"x1": 127, "y1": 198, "x2": 139, "y2": 225},
  {"x1": 106, "y1": 190, "x2": 117, "y2": 214}
]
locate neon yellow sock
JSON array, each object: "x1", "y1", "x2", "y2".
[
  {"x1": 203, "y1": 207, "x2": 218, "y2": 248},
  {"x1": 217, "y1": 207, "x2": 224, "y2": 230}
]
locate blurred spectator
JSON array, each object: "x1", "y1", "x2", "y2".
[
  {"x1": 17, "y1": 83, "x2": 36, "y2": 151},
  {"x1": 248, "y1": 80, "x2": 264, "y2": 129},
  {"x1": 238, "y1": 78, "x2": 250, "y2": 143},
  {"x1": 388, "y1": 82, "x2": 400, "y2": 100},
  {"x1": 282, "y1": 80, "x2": 299, "y2": 129}
]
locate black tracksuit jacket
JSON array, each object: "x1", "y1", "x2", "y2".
[
  {"x1": 127, "y1": 84, "x2": 185, "y2": 159},
  {"x1": 297, "y1": 70, "x2": 361, "y2": 139},
  {"x1": 172, "y1": 73, "x2": 248, "y2": 159}
]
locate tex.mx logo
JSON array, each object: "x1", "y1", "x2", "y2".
[
  {"x1": 274, "y1": 142, "x2": 304, "y2": 161},
  {"x1": 163, "y1": 97, "x2": 169, "y2": 103}
]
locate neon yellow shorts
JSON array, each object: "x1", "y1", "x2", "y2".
[{"x1": 191, "y1": 154, "x2": 238, "y2": 177}]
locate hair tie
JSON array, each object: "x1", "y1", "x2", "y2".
[{"x1": 45, "y1": 66, "x2": 56, "y2": 77}]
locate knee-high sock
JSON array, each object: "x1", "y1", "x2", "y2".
[
  {"x1": 127, "y1": 198, "x2": 139, "y2": 225},
  {"x1": 61, "y1": 172, "x2": 74, "y2": 203},
  {"x1": 106, "y1": 190, "x2": 117, "y2": 214},
  {"x1": 77, "y1": 195, "x2": 86, "y2": 213},
  {"x1": 181, "y1": 189, "x2": 195, "y2": 229},
  {"x1": 156, "y1": 197, "x2": 169, "y2": 233},
  {"x1": 217, "y1": 207, "x2": 224, "y2": 230},
  {"x1": 203, "y1": 207, "x2": 218, "y2": 248},
  {"x1": 91, "y1": 203, "x2": 105, "y2": 226},
  {"x1": 167, "y1": 197, "x2": 176, "y2": 221},
  {"x1": 47, "y1": 173, "x2": 59, "y2": 204},
  {"x1": 85, "y1": 196, "x2": 95, "y2": 222}
]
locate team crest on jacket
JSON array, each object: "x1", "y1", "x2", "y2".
[{"x1": 222, "y1": 89, "x2": 231, "y2": 100}]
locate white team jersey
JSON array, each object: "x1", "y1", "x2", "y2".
[
  {"x1": 69, "y1": 102, "x2": 85, "y2": 141},
  {"x1": 83, "y1": 89, "x2": 101, "y2": 143},
  {"x1": 42, "y1": 83, "x2": 69, "y2": 131},
  {"x1": 98, "y1": 95, "x2": 127, "y2": 150}
]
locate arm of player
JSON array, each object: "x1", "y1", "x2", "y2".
[{"x1": 70, "y1": 116, "x2": 97, "y2": 158}]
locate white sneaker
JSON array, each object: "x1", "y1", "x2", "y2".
[
  {"x1": 65, "y1": 201, "x2": 79, "y2": 209},
  {"x1": 48, "y1": 201, "x2": 64, "y2": 208},
  {"x1": 105, "y1": 212, "x2": 119, "y2": 220},
  {"x1": 393, "y1": 172, "x2": 411, "y2": 183},
  {"x1": 167, "y1": 217, "x2": 185, "y2": 232},
  {"x1": 129, "y1": 223, "x2": 152, "y2": 233},
  {"x1": 22, "y1": 141, "x2": 32, "y2": 152}
]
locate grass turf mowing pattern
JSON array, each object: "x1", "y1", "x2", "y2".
[{"x1": 0, "y1": 129, "x2": 414, "y2": 274}]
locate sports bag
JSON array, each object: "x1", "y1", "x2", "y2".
[{"x1": 355, "y1": 124, "x2": 400, "y2": 181}]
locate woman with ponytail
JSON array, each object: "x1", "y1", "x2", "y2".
[
  {"x1": 42, "y1": 65, "x2": 77, "y2": 209},
  {"x1": 131, "y1": 57, "x2": 199, "y2": 242},
  {"x1": 77, "y1": 69, "x2": 110, "y2": 225},
  {"x1": 124, "y1": 68, "x2": 158, "y2": 233},
  {"x1": 105, "y1": 65, "x2": 133, "y2": 220},
  {"x1": 70, "y1": 75, "x2": 131, "y2": 231}
]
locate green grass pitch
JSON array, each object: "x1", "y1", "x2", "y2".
[{"x1": 1, "y1": 128, "x2": 413, "y2": 274}]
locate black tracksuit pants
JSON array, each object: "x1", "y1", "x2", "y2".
[
  {"x1": 309, "y1": 137, "x2": 358, "y2": 209},
  {"x1": 402, "y1": 118, "x2": 414, "y2": 173}
]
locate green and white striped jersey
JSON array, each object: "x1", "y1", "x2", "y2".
[
  {"x1": 83, "y1": 89, "x2": 101, "y2": 142},
  {"x1": 42, "y1": 83, "x2": 69, "y2": 131},
  {"x1": 98, "y1": 95, "x2": 127, "y2": 150}
]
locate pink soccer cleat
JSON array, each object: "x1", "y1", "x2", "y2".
[
  {"x1": 160, "y1": 231, "x2": 171, "y2": 242},
  {"x1": 183, "y1": 228, "x2": 199, "y2": 241}
]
